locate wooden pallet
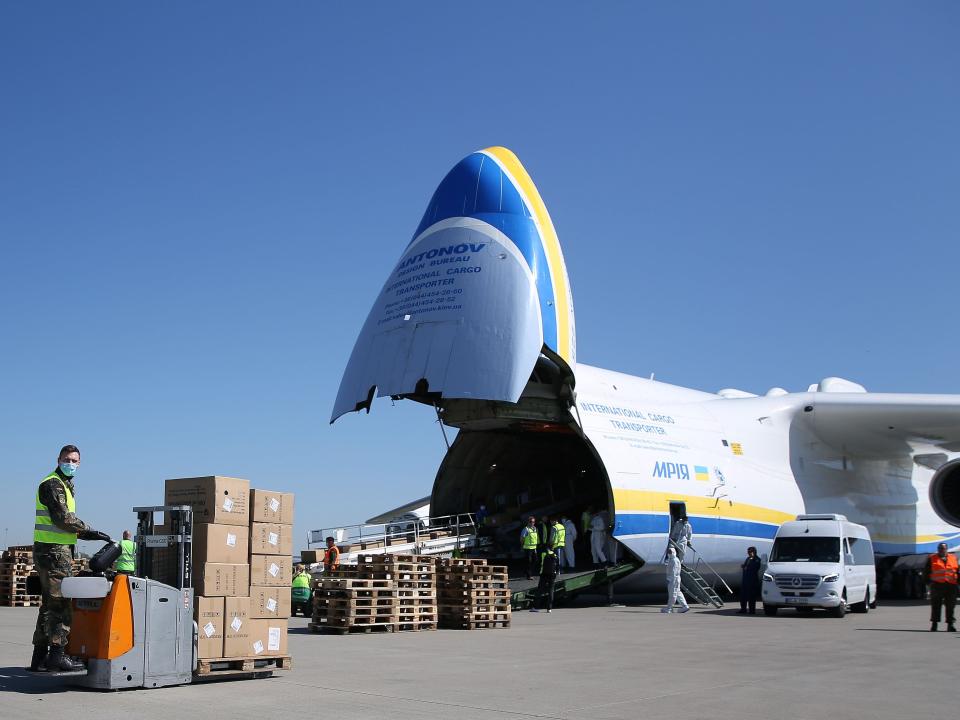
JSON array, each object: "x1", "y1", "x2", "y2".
[
  {"x1": 439, "y1": 558, "x2": 488, "y2": 568},
  {"x1": 194, "y1": 655, "x2": 292, "y2": 678},
  {"x1": 0, "y1": 598, "x2": 42, "y2": 607},
  {"x1": 438, "y1": 588, "x2": 510, "y2": 599},
  {"x1": 309, "y1": 621, "x2": 395, "y2": 635},
  {"x1": 440, "y1": 619, "x2": 511, "y2": 630},
  {"x1": 325, "y1": 596, "x2": 399, "y2": 608},
  {"x1": 395, "y1": 620, "x2": 438, "y2": 632},
  {"x1": 318, "y1": 578, "x2": 393, "y2": 590},
  {"x1": 438, "y1": 597, "x2": 511, "y2": 609},
  {"x1": 317, "y1": 606, "x2": 398, "y2": 619}
]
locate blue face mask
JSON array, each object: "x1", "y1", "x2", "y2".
[{"x1": 59, "y1": 462, "x2": 78, "y2": 477}]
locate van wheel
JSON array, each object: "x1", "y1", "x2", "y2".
[
  {"x1": 851, "y1": 589, "x2": 870, "y2": 614},
  {"x1": 763, "y1": 604, "x2": 778, "y2": 616},
  {"x1": 831, "y1": 593, "x2": 847, "y2": 618}
]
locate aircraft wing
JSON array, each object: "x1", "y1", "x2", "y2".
[{"x1": 798, "y1": 393, "x2": 960, "y2": 457}]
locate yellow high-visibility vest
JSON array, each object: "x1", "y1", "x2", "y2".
[
  {"x1": 521, "y1": 527, "x2": 539, "y2": 550},
  {"x1": 34, "y1": 473, "x2": 77, "y2": 545}
]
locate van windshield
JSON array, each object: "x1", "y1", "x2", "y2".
[{"x1": 771, "y1": 537, "x2": 840, "y2": 563}]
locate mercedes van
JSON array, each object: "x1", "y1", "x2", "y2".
[{"x1": 761, "y1": 514, "x2": 877, "y2": 617}]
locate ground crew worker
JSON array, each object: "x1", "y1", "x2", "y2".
[
  {"x1": 561, "y1": 514, "x2": 577, "y2": 571},
  {"x1": 521, "y1": 516, "x2": 539, "y2": 579},
  {"x1": 924, "y1": 542, "x2": 958, "y2": 631},
  {"x1": 580, "y1": 506, "x2": 593, "y2": 560},
  {"x1": 537, "y1": 515, "x2": 550, "y2": 553},
  {"x1": 669, "y1": 513, "x2": 693, "y2": 562},
  {"x1": 549, "y1": 517, "x2": 566, "y2": 573},
  {"x1": 589, "y1": 510, "x2": 608, "y2": 567},
  {"x1": 291, "y1": 564, "x2": 313, "y2": 616},
  {"x1": 31, "y1": 444, "x2": 110, "y2": 673},
  {"x1": 661, "y1": 546, "x2": 690, "y2": 614},
  {"x1": 530, "y1": 547, "x2": 560, "y2": 613},
  {"x1": 324, "y1": 536, "x2": 341, "y2": 572},
  {"x1": 115, "y1": 530, "x2": 136, "y2": 574}
]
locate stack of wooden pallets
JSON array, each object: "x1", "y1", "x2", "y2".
[
  {"x1": 437, "y1": 558, "x2": 511, "y2": 629},
  {"x1": 363, "y1": 554, "x2": 438, "y2": 632},
  {"x1": 0, "y1": 546, "x2": 40, "y2": 607},
  {"x1": 309, "y1": 574, "x2": 398, "y2": 634}
]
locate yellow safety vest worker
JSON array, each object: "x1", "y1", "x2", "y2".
[
  {"x1": 116, "y1": 538, "x2": 136, "y2": 573},
  {"x1": 34, "y1": 473, "x2": 77, "y2": 545},
  {"x1": 292, "y1": 572, "x2": 312, "y2": 589},
  {"x1": 522, "y1": 526, "x2": 539, "y2": 550},
  {"x1": 552, "y1": 522, "x2": 566, "y2": 549}
]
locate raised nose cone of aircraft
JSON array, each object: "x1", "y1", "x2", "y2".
[{"x1": 332, "y1": 147, "x2": 576, "y2": 422}]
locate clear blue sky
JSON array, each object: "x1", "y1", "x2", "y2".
[{"x1": 1, "y1": 3, "x2": 957, "y2": 552}]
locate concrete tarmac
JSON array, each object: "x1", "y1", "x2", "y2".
[{"x1": 0, "y1": 599, "x2": 951, "y2": 719}]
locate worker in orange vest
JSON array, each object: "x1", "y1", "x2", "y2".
[
  {"x1": 324, "y1": 536, "x2": 341, "y2": 572},
  {"x1": 923, "y1": 542, "x2": 958, "y2": 632}
]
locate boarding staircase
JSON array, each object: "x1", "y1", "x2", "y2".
[
  {"x1": 668, "y1": 540, "x2": 729, "y2": 608},
  {"x1": 680, "y1": 564, "x2": 724, "y2": 608}
]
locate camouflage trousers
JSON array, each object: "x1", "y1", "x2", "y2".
[{"x1": 32, "y1": 543, "x2": 75, "y2": 648}]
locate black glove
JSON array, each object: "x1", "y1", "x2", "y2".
[{"x1": 92, "y1": 531, "x2": 112, "y2": 543}]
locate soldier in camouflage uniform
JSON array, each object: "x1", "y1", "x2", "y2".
[{"x1": 30, "y1": 445, "x2": 109, "y2": 672}]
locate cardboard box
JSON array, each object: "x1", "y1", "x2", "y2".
[
  {"x1": 249, "y1": 489, "x2": 295, "y2": 525},
  {"x1": 249, "y1": 523, "x2": 293, "y2": 556},
  {"x1": 223, "y1": 596, "x2": 251, "y2": 657},
  {"x1": 195, "y1": 563, "x2": 249, "y2": 597},
  {"x1": 165, "y1": 476, "x2": 250, "y2": 526},
  {"x1": 194, "y1": 523, "x2": 250, "y2": 564},
  {"x1": 250, "y1": 585, "x2": 292, "y2": 619},
  {"x1": 247, "y1": 618, "x2": 288, "y2": 657},
  {"x1": 249, "y1": 554, "x2": 290, "y2": 586},
  {"x1": 194, "y1": 596, "x2": 224, "y2": 659}
]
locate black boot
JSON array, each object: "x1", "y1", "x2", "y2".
[
  {"x1": 931, "y1": 622, "x2": 938, "y2": 632},
  {"x1": 46, "y1": 646, "x2": 85, "y2": 672},
  {"x1": 949, "y1": 623, "x2": 957, "y2": 632},
  {"x1": 28, "y1": 645, "x2": 48, "y2": 672}
]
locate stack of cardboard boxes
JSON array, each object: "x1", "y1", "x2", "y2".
[{"x1": 164, "y1": 477, "x2": 293, "y2": 660}]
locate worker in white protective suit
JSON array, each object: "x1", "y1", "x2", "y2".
[
  {"x1": 561, "y1": 515, "x2": 577, "y2": 571},
  {"x1": 661, "y1": 547, "x2": 690, "y2": 613},
  {"x1": 669, "y1": 515, "x2": 693, "y2": 562},
  {"x1": 590, "y1": 511, "x2": 609, "y2": 567}
]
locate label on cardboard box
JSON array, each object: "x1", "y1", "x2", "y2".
[
  {"x1": 230, "y1": 616, "x2": 243, "y2": 632},
  {"x1": 268, "y1": 627, "x2": 281, "y2": 651},
  {"x1": 268, "y1": 562, "x2": 280, "y2": 577},
  {"x1": 226, "y1": 533, "x2": 237, "y2": 547},
  {"x1": 266, "y1": 598, "x2": 277, "y2": 613},
  {"x1": 269, "y1": 497, "x2": 280, "y2": 512},
  {"x1": 253, "y1": 640, "x2": 264, "y2": 655},
  {"x1": 268, "y1": 532, "x2": 278, "y2": 546},
  {"x1": 203, "y1": 622, "x2": 216, "y2": 638}
]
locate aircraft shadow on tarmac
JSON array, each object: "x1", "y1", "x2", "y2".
[{"x1": 0, "y1": 666, "x2": 72, "y2": 695}]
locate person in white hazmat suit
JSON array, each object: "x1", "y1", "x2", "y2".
[
  {"x1": 669, "y1": 515, "x2": 693, "y2": 562},
  {"x1": 590, "y1": 511, "x2": 608, "y2": 567},
  {"x1": 661, "y1": 546, "x2": 690, "y2": 613},
  {"x1": 561, "y1": 515, "x2": 577, "y2": 570}
]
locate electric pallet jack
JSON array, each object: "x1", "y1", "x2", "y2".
[{"x1": 49, "y1": 506, "x2": 196, "y2": 689}]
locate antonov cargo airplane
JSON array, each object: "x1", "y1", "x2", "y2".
[{"x1": 332, "y1": 146, "x2": 960, "y2": 583}]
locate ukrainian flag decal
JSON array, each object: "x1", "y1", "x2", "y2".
[{"x1": 694, "y1": 466, "x2": 709, "y2": 482}]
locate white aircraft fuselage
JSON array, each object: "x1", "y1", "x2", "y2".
[{"x1": 333, "y1": 147, "x2": 960, "y2": 586}]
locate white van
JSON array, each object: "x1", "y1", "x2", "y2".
[{"x1": 761, "y1": 514, "x2": 877, "y2": 617}]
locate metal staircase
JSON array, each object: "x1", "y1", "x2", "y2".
[{"x1": 680, "y1": 564, "x2": 724, "y2": 608}]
